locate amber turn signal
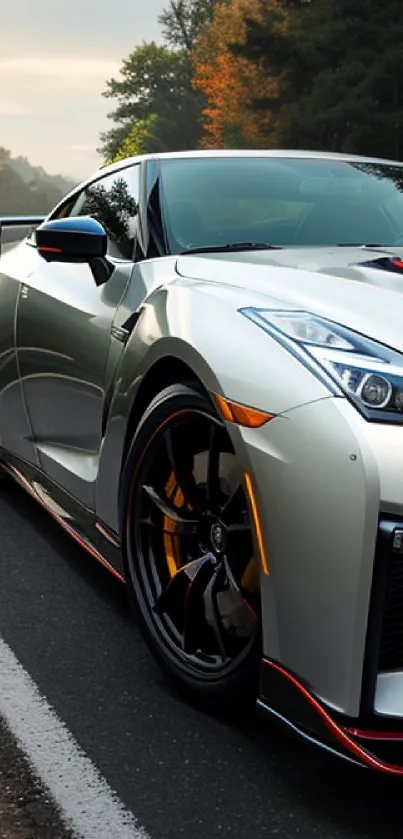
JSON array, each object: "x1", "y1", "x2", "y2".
[{"x1": 212, "y1": 392, "x2": 274, "y2": 428}]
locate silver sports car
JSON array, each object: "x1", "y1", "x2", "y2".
[{"x1": 3, "y1": 149, "x2": 403, "y2": 774}]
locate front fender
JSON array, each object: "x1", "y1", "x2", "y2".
[{"x1": 96, "y1": 281, "x2": 333, "y2": 533}]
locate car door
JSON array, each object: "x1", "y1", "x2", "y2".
[
  {"x1": 16, "y1": 164, "x2": 141, "y2": 509},
  {"x1": 0, "y1": 235, "x2": 42, "y2": 466}
]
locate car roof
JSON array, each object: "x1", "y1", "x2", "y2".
[{"x1": 94, "y1": 148, "x2": 403, "y2": 182}]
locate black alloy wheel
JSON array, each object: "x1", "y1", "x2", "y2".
[{"x1": 122, "y1": 384, "x2": 262, "y2": 712}]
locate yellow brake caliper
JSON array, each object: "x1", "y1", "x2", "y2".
[{"x1": 163, "y1": 471, "x2": 185, "y2": 578}]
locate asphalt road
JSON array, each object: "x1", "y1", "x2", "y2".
[{"x1": 1, "y1": 477, "x2": 403, "y2": 839}]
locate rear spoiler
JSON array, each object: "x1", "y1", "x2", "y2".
[{"x1": 0, "y1": 215, "x2": 45, "y2": 255}]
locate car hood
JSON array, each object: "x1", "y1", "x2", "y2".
[{"x1": 176, "y1": 246, "x2": 403, "y2": 354}]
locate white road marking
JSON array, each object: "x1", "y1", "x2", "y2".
[{"x1": 0, "y1": 636, "x2": 149, "y2": 839}]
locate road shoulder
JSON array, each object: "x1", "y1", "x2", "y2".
[{"x1": 0, "y1": 718, "x2": 74, "y2": 839}]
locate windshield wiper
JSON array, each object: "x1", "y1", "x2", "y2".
[{"x1": 181, "y1": 242, "x2": 282, "y2": 255}]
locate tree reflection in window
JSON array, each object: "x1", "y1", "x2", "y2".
[
  {"x1": 352, "y1": 163, "x2": 403, "y2": 194},
  {"x1": 78, "y1": 176, "x2": 138, "y2": 259}
]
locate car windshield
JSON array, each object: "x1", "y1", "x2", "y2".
[{"x1": 159, "y1": 156, "x2": 403, "y2": 252}]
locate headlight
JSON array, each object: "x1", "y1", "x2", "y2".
[{"x1": 240, "y1": 307, "x2": 403, "y2": 422}]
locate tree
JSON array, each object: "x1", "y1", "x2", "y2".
[
  {"x1": 159, "y1": 0, "x2": 218, "y2": 51},
  {"x1": 192, "y1": 0, "x2": 280, "y2": 148},
  {"x1": 236, "y1": 0, "x2": 403, "y2": 158},
  {"x1": 0, "y1": 147, "x2": 11, "y2": 166},
  {"x1": 108, "y1": 115, "x2": 161, "y2": 164},
  {"x1": 99, "y1": 42, "x2": 202, "y2": 160},
  {"x1": 99, "y1": 1, "x2": 222, "y2": 162}
]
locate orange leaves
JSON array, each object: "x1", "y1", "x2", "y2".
[
  {"x1": 194, "y1": 53, "x2": 247, "y2": 146},
  {"x1": 192, "y1": 0, "x2": 280, "y2": 148}
]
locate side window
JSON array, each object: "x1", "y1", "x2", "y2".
[
  {"x1": 48, "y1": 195, "x2": 77, "y2": 221},
  {"x1": 65, "y1": 166, "x2": 140, "y2": 260}
]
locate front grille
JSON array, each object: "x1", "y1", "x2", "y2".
[
  {"x1": 360, "y1": 519, "x2": 403, "y2": 714},
  {"x1": 379, "y1": 551, "x2": 403, "y2": 670},
  {"x1": 369, "y1": 520, "x2": 403, "y2": 674}
]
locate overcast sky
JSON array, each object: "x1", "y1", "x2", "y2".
[{"x1": 0, "y1": 0, "x2": 166, "y2": 180}]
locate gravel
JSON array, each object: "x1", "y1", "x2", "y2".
[{"x1": 0, "y1": 719, "x2": 74, "y2": 839}]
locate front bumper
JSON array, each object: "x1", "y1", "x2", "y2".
[
  {"x1": 236, "y1": 395, "x2": 403, "y2": 772},
  {"x1": 258, "y1": 657, "x2": 403, "y2": 774}
]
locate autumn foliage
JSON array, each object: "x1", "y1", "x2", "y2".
[
  {"x1": 192, "y1": 0, "x2": 284, "y2": 148},
  {"x1": 101, "y1": 0, "x2": 403, "y2": 162}
]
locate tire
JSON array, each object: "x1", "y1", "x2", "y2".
[{"x1": 121, "y1": 383, "x2": 262, "y2": 714}]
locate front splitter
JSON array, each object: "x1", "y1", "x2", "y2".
[{"x1": 259, "y1": 658, "x2": 403, "y2": 775}]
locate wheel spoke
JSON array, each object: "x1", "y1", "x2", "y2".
[
  {"x1": 216, "y1": 559, "x2": 258, "y2": 638},
  {"x1": 202, "y1": 571, "x2": 231, "y2": 662},
  {"x1": 182, "y1": 554, "x2": 218, "y2": 653},
  {"x1": 221, "y1": 483, "x2": 244, "y2": 524},
  {"x1": 153, "y1": 554, "x2": 211, "y2": 617},
  {"x1": 227, "y1": 522, "x2": 252, "y2": 533},
  {"x1": 140, "y1": 517, "x2": 197, "y2": 536},
  {"x1": 165, "y1": 428, "x2": 203, "y2": 513},
  {"x1": 206, "y1": 424, "x2": 221, "y2": 509},
  {"x1": 143, "y1": 485, "x2": 199, "y2": 535}
]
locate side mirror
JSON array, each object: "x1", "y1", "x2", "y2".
[
  {"x1": 36, "y1": 216, "x2": 107, "y2": 261},
  {"x1": 35, "y1": 216, "x2": 112, "y2": 286}
]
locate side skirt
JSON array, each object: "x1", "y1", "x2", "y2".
[{"x1": 1, "y1": 454, "x2": 125, "y2": 583}]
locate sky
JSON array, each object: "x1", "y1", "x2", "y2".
[{"x1": 0, "y1": 0, "x2": 166, "y2": 180}]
